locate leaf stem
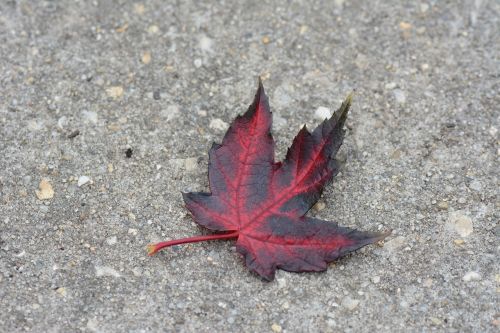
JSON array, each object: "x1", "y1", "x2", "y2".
[{"x1": 147, "y1": 230, "x2": 239, "y2": 255}]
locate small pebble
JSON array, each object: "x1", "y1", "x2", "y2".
[
  {"x1": 385, "y1": 82, "x2": 397, "y2": 90},
  {"x1": 437, "y1": 201, "x2": 449, "y2": 210},
  {"x1": 355, "y1": 53, "x2": 369, "y2": 69},
  {"x1": 106, "y1": 86, "x2": 124, "y2": 99},
  {"x1": 57, "y1": 116, "x2": 67, "y2": 129},
  {"x1": 194, "y1": 58, "x2": 202, "y2": 68},
  {"x1": 82, "y1": 110, "x2": 98, "y2": 124},
  {"x1": 209, "y1": 118, "x2": 229, "y2": 131},
  {"x1": 446, "y1": 211, "x2": 473, "y2": 237},
  {"x1": 416, "y1": 27, "x2": 426, "y2": 35},
  {"x1": 199, "y1": 35, "x2": 213, "y2": 52},
  {"x1": 462, "y1": 271, "x2": 481, "y2": 282},
  {"x1": 399, "y1": 21, "x2": 412, "y2": 38},
  {"x1": 78, "y1": 176, "x2": 91, "y2": 187},
  {"x1": 115, "y1": 23, "x2": 128, "y2": 33},
  {"x1": 393, "y1": 89, "x2": 406, "y2": 104},
  {"x1": 341, "y1": 296, "x2": 360, "y2": 310},
  {"x1": 106, "y1": 236, "x2": 117, "y2": 245},
  {"x1": 55, "y1": 287, "x2": 67, "y2": 297},
  {"x1": 314, "y1": 106, "x2": 332, "y2": 120},
  {"x1": 271, "y1": 323, "x2": 282, "y2": 332},
  {"x1": 67, "y1": 130, "x2": 80, "y2": 139},
  {"x1": 262, "y1": 36, "x2": 270, "y2": 44},
  {"x1": 313, "y1": 201, "x2": 326, "y2": 211},
  {"x1": 134, "y1": 3, "x2": 145, "y2": 14},
  {"x1": 95, "y1": 266, "x2": 121, "y2": 278},
  {"x1": 423, "y1": 278, "x2": 433, "y2": 288},
  {"x1": 28, "y1": 120, "x2": 43, "y2": 131},
  {"x1": 276, "y1": 276, "x2": 287, "y2": 289},
  {"x1": 36, "y1": 179, "x2": 54, "y2": 200},
  {"x1": 142, "y1": 51, "x2": 151, "y2": 64},
  {"x1": 334, "y1": 0, "x2": 345, "y2": 8},
  {"x1": 430, "y1": 317, "x2": 442, "y2": 326},
  {"x1": 147, "y1": 25, "x2": 159, "y2": 34}
]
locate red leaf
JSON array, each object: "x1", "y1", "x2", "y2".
[{"x1": 148, "y1": 79, "x2": 390, "y2": 281}]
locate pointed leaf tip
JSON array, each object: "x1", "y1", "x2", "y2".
[
  {"x1": 345, "y1": 91, "x2": 354, "y2": 106},
  {"x1": 331, "y1": 91, "x2": 353, "y2": 125},
  {"x1": 379, "y1": 229, "x2": 392, "y2": 240},
  {"x1": 257, "y1": 77, "x2": 266, "y2": 97}
]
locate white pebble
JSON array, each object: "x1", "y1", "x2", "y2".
[
  {"x1": 334, "y1": 0, "x2": 345, "y2": 8},
  {"x1": 105, "y1": 236, "x2": 117, "y2": 245},
  {"x1": 462, "y1": 271, "x2": 481, "y2": 282},
  {"x1": 393, "y1": 89, "x2": 406, "y2": 104},
  {"x1": 385, "y1": 82, "x2": 397, "y2": 90},
  {"x1": 209, "y1": 118, "x2": 229, "y2": 131},
  {"x1": 194, "y1": 58, "x2": 202, "y2": 68},
  {"x1": 276, "y1": 276, "x2": 287, "y2": 289},
  {"x1": 57, "y1": 116, "x2": 68, "y2": 129},
  {"x1": 78, "y1": 176, "x2": 91, "y2": 187},
  {"x1": 82, "y1": 110, "x2": 98, "y2": 124},
  {"x1": 95, "y1": 265, "x2": 121, "y2": 278},
  {"x1": 199, "y1": 35, "x2": 213, "y2": 52},
  {"x1": 314, "y1": 106, "x2": 332, "y2": 120},
  {"x1": 28, "y1": 120, "x2": 43, "y2": 131},
  {"x1": 271, "y1": 323, "x2": 282, "y2": 333},
  {"x1": 446, "y1": 211, "x2": 473, "y2": 237},
  {"x1": 341, "y1": 296, "x2": 360, "y2": 310}
]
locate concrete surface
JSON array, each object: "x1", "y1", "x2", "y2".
[{"x1": 0, "y1": 0, "x2": 498, "y2": 332}]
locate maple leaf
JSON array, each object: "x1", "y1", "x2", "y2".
[{"x1": 148, "y1": 79, "x2": 390, "y2": 281}]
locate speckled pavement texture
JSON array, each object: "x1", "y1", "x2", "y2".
[{"x1": 0, "y1": 1, "x2": 498, "y2": 332}]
